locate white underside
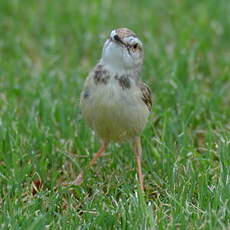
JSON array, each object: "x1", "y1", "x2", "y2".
[{"x1": 80, "y1": 75, "x2": 149, "y2": 142}]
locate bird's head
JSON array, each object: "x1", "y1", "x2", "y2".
[{"x1": 101, "y1": 28, "x2": 144, "y2": 74}]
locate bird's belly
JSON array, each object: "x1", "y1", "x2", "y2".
[{"x1": 81, "y1": 83, "x2": 149, "y2": 142}]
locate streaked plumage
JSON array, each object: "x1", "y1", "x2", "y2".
[{"x1": 79, "y1": 28, "x2": 152, "y2": 191}]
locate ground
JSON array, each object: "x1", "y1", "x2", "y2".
[{"x1": 0, "y1": 0, "x2": 229, "y2": 229}]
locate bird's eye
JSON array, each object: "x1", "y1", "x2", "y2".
[{"x1": 133, "y1": 43, "x2": 138, "y2": 49}]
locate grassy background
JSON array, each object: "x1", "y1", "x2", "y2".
[{"x1": 0, "y1": 0, "x2": 230, "y2": 229}]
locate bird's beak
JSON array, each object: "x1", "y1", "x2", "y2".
[
  {"x1": 113, "y1": 34, "x2": 126, "y2": 46},
  {"x1": 113, "y1": 34, "x2": 131, "y2": 54}
]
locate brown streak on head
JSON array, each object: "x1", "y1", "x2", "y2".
[{"x1": 115, "y1": 28, "x2": 136, "y2": 40}]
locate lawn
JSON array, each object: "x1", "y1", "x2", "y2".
[{"x1": 0, "y1": 0, "x2": 229, "y2": 229}]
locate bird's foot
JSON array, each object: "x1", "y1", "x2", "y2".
[
  {"x1": 62, "y1": 172, "x2": 84, "y2": 186},
  {"x1": 100, "y1": 152, "x2": 111, "y2": 157}
]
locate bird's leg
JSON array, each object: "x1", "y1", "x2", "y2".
[
  {"x1": 62, "y1": 142, "x2": 108, "y2": 186},
  {"x1": 89, "y1": 142, "x2": 108, "y2": 167},
  {"x1": 133, "y1": 137, "x2": 144, "y2": 192}
]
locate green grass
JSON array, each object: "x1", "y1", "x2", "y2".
[{"x1": 0, "y1": 0, "x2": 230, "y2": 229}]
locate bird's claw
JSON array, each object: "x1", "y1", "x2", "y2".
[{"x1": 62, "y1": 172, "x2": 84, "y2": 186}]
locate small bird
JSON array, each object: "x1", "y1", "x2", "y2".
[{"x1": 78, "y1": 28, "x2": 152, "y2": 191}]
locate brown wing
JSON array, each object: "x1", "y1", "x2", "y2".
[{"x1": 138, "y1": 82, "x2": 152, "y2": 111}]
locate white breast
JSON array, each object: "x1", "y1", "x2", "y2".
[{"x1": 80, "y1": 76, "x2": 149, "y2": 142}]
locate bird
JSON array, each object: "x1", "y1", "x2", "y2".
[{"x1": 77, "y1": 28, "x2": 152, "y2": 191}]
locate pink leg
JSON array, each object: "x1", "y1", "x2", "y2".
[
  {"x1": 89, "y1": 142, "x2": 108, "y2": 166},
  {"x1": 64, "y1": 142, "x2": 108, "y2": 186},
  {"x1": 133, "y1": 137, "x2": 144, "y2": 192}
]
